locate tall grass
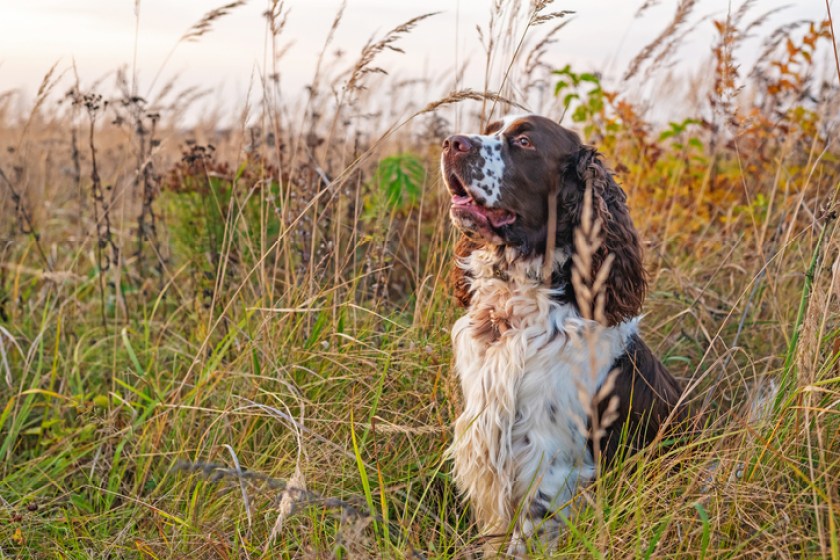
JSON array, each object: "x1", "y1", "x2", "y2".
[{"x1": 0, "y1": 1, "x2": 838, "y2": 558}]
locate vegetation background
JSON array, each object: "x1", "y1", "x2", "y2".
[{"x1": 0, "y1": 0, "x2": 838, "y2": 557}]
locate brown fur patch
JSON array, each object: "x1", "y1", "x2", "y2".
[{"x1": 594, "y1": 334, "x2": 686, "y2": 464}]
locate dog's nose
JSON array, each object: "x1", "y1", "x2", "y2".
[{"x1": 443, "y1": 135, "x2": 472, "y2": 154}]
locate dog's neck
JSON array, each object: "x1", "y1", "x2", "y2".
[
  {"x1": 462, "y1": 245, "x2": 573, "y2": 304},
  {"x1": 465, "y1": 245, "x2": 567, "y2": 282},
  {"x1": 459, "y1": 246, "x2": 573, "y2": 344}
]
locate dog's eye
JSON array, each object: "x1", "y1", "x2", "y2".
[{"x1": 515, "y1": 136, "x2": 533, "y2": 148}]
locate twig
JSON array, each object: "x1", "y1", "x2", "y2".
[
  {"x1": 825, "y1": 0, "x2": 840, "y2": 85},
  {"x1": 173, "y1": 459, "x2": 394, "y2": 530},
  {"x1": 0, "y1": 166, "x2": 50, "y2": 270},
  {"x1": 223, "y1": 444, "x2": 253, "y2": 530}
]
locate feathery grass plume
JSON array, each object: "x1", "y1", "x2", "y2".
[
  {"x1": 264, "y1": 0, "x2": 290, "y2": 39},
  {"x1": 418, "y1": 89, "x2": 529, "y2": 115},
  {"x1": 522, "y1": 18, "x2": 574, "y2": 87},
  {"x1": 675, "y1": 1, "x2": 787, "y2": 98},
  {"x1": 748, "y1": 19, "x2": 808, "y2": 101},
  {"x1": 708, "y1": 7, "x2": 742, "y2": 130},
  {"x1": 180, "y1": 1, "x2": 248, "y2": 43},
  {"x1": 266, "y1": 394, "x2": 308, "y2": 548},
  {"x1": 147, "y1": 1, "x2": 248, "y2": 96},
  {"x1": 263, "y1": 0, "x2": 292, "y2": 74},
  {"x1": 310, "y1": 0, "x2": 343, "y2": 94},
  {"x1": 17, "y1": 61, "x2": 64, "y2": 146},
  {"x1": 344, "y1": 12, "x2": 439, "y2": 94},
  {"x1": 511, "y1": 5, "x2": 574, "y2": 111},
  {"x1": 635, "y1": 0, "x2": 662, "y2": 18},
  {"x1": 263, "y1": 0, "x2": 292, "y2": 76},
  {"x1": 568, "y1": 182, "x2": 619, "y2": 552},
  {"x1": 571, "y1": 186, "x2": 613, "y2": 325},
  {"x1": 624, "y1": 0, "x2": 697, "y2": 81},
  {"x1": 645, "y1": 14, "x2": 710, "y2": 79},
  {"x1": 477, "y1": 0, "x2": 572, "y2": 122},
  {"x1": 477, "y1": 0, "x2": 505, "y2": 124},
  {"x1": 529, "y1": 5, "x2": 574, "y2": 25}
]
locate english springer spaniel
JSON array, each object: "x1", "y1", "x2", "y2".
[{"x1": 442, "y1": 114, "x2": 685, "y2": 551}]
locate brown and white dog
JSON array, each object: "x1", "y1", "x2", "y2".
[{"x1": 441, "y1": 114, "x2": 685, "y2": 550}]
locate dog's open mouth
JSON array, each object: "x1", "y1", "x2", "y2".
[{"x1": 447, "y1": 172, "x2": 516, "y2": 228}]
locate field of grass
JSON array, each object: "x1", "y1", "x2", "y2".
[{"x1": 1, "y1": 1, "x2": 839, "y2": 558}]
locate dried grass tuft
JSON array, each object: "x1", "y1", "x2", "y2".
[
  {"x1": 418, "y1": 88, "x2": 528, "y2": 115},
  {"x1": 345, "y1": 13, "x2": 439, "y2": 94},
  {"x1": 181, "y1": 0, "x2": 248, "y2": 43},
  {"x1": 624, "y1": 0, "x2": 698, "y2": 80}
]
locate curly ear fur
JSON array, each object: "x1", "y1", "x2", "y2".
[{"x1": 571, "y1": 146, "x2": 647, "y2": 326}]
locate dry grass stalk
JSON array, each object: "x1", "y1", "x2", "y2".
[
  {"x1": 307, "y1": 0, "x2": 344, "y2": 97},
  {"x1": 17, "y1": 62, "x2": 63, "y2": 146},
  {"x1": 146, "y1": 0, "x2": 248, "y2": 95},
  {"x1": 635, "y1": 0, "x2": 662, "y2": 18},
  {"x1": 180, "y1": 1, "x2": 248, "y2": 43},
  {"x1": 568, "y1": 183, "x2": 619, "y2": 552},
  {"x1": 345, "y1": 13, "x2": 439, "y2": 94},
  {"x1": 523, "y1": 18, "x2": 573, "y2": 84},
  {"x1": 793, "y1": 221, "x2": 839, "y2": 555},
  {"x1": 0, "y1": 167, "x2": 50, "y2": 269},
  {"x1": 477, "y1": 0, "x2": 504, "y2": 124},
  {"x1": 264, "y1": 0, "x2": 290, "y2": 39},
  {"x1": 647, "y1": 14, "x2": 711, "y2": 79},
  {"x1": 826, "y1": 0, "x2": 840, "y2": 83},
  {"x1": 571, "y1": 186, "x2": 613, "y2": 325},
  {"x1": 418, "y1": 89, "x2": 528, "y2": 115},
  {"x1": 175, "y1": 460, "x2": 374, "y2": 522},
  {"x1": 479, "y1": 0, "x2": 572, "y2": 122},
  {"x1": 624, "y1": 0, "x2": 697, "y2": 81}
]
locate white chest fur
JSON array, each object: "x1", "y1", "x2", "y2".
[{"x1": 448, "y1": 248, "x2": 636, "y2": 534}]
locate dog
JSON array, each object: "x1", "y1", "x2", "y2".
[{"x1": 441, "y1": 114, "x2": 685, "y2": 551}]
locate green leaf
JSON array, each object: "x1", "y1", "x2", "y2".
[
  {"x1": 374, "y1": 153, "x2": 425, "y2": 209},
  {"x1": 552, "y1": 64, "x2": 572, "y2": 76},
  {"x1": 688, "y1": 137, "x2": 704, "y2": 149},
  {"x1": 694, "y1": 502, "x2": 711, "y2": 559}
]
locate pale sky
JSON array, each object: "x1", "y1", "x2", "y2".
[{"x1": 0, "y1": 0, "x2": 831, "y2": 121}]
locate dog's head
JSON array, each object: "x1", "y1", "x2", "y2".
[{"x1": 441, "y1": 114, "x2": 646, "y2": 325}]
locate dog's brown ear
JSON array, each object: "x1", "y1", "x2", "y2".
[
  {"x1": 483, "y1": 119, "x2": 504, "y2": 135},
  {"x1": 451, "y1": 234, "x2": 482, "y2": 307},
  {"x1": 574, "y1": 146, "x2": 647, "y2": 326}
]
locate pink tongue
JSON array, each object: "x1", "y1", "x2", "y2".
[{"x1": 450, "y1": 195, "x2": 516, "y2": 227}]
